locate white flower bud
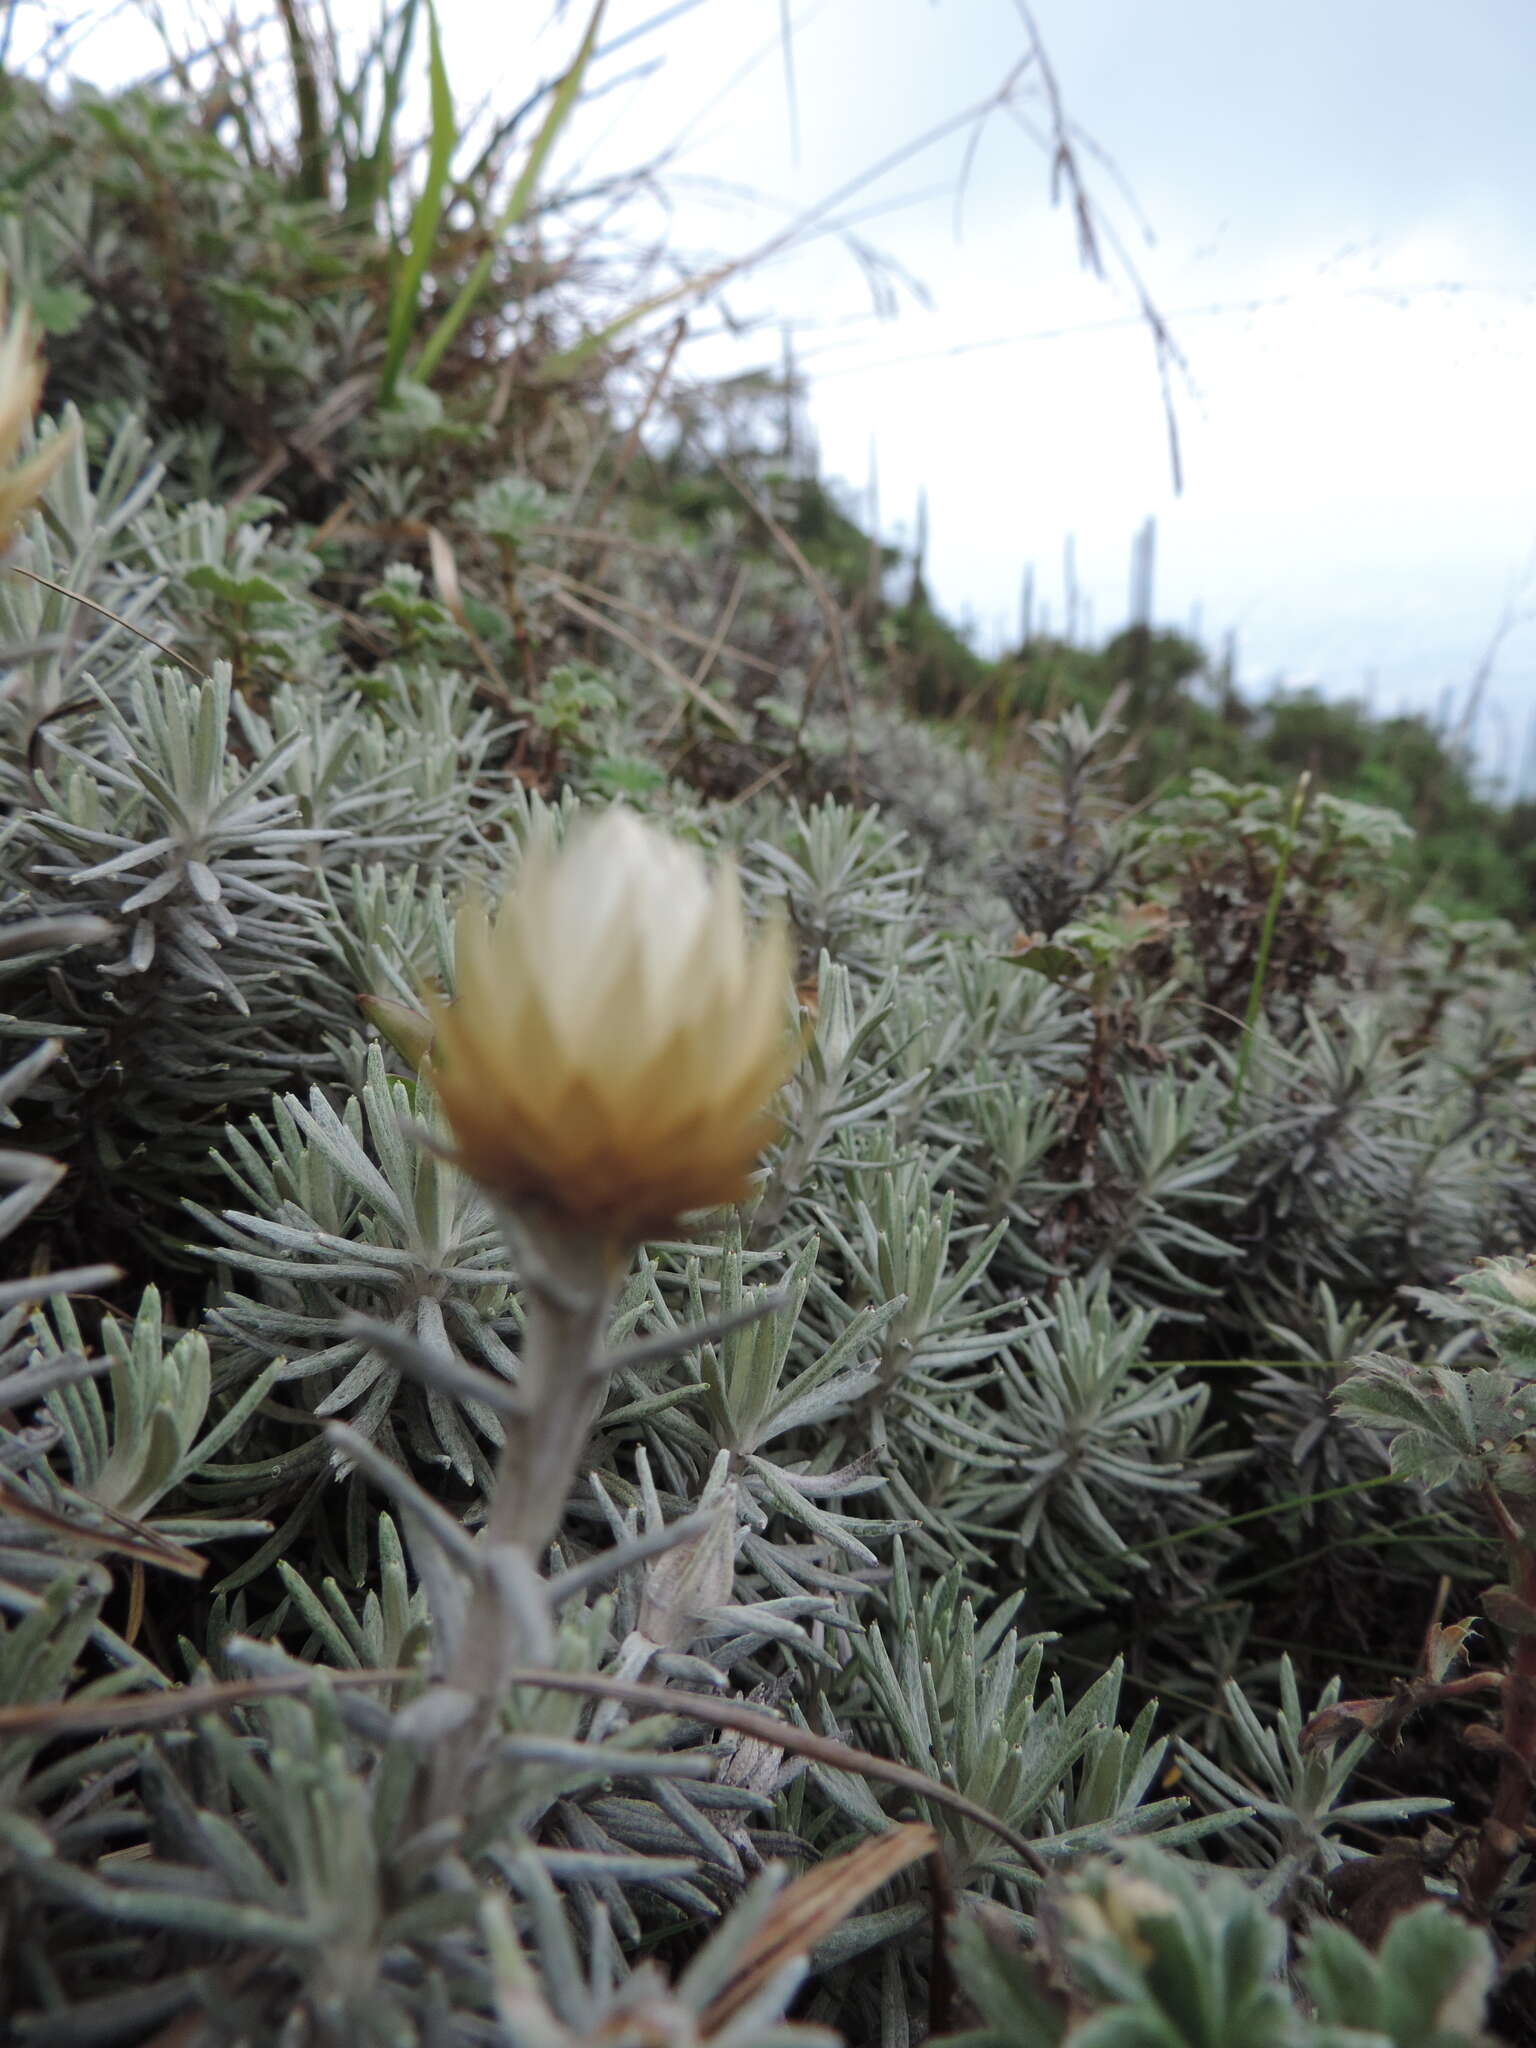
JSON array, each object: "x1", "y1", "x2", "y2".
[{"x1": 427, "y1": 810, "x2": 796, "y2": 1239}]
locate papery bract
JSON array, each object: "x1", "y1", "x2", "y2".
[
  {"x1": 427, "y1": 810, "x2": 795, "y2": 1238},
  {"x1": 0, "y1": 289, "x2": 75, "y2": 548}
]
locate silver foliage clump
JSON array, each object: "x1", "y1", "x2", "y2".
[{"x1": 0, "y1": 80, "x2": 1533, "y2": 2048}]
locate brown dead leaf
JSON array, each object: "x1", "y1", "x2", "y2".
[
  {"x1": 0, "y1": 1474, "x2": 205, "y2": 1581},
  {"x1": 701, "y1": 1823, "x2": 938, "y2": 2032},
  {"x1": 1324, "y1": 1847, "x2": 1435, "y2": 1950},
  {"x1": 1300, "y1": 1694, "x2": 1402, "y2": 1753}
]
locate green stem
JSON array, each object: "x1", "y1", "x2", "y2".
[
  {"x1": 1226, "y1": 770, "x2": 1311, "y2": 1128},
  {"x1": 274, "y1": 0, "x2": 328, "y2": 205}
]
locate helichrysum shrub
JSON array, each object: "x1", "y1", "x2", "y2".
[{"x1": 0, "y1": 68, "x2": 1531, "y2": 2048}]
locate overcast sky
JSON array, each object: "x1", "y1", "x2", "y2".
[{"x1": 43, "y1": 0, "x2": 1536, "y2": 787}]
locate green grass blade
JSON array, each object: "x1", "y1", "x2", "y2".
[
  {"x1": 355, "y1": 0, "x2": 424, "y2": 230},
  {"x1": 379, "y1": 0, "x2": 457, "y2": 402},
  {"x1": 1115, "y1": 1472, "x2": 1401, "y2": 1564},
  {"x1": 529, "y1": 260, "x2": 733, "y2": 386},
  {"x1": 412, "y1": 0, "x2": 608, "y2": 389}
]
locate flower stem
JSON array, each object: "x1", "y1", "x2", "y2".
[
  {"x1": 483, "y1": 1265, "x2": 614, "y2": 1556},
  {"x1": 425, "y1": 1220, "x2": 625, "y2": 1821}
]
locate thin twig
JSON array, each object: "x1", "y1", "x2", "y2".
[
  {"x1": 656, "y1": 562, "x2": 749, "y2": 744},
  {"x1": 0, "y1": 1664, "x2": 1051, "y2": 1874},
  {"x1": 720, "y1": 462, "x2": 859, "y2": 792},
  {"x1": 546, "y1": 583, "x2": 750, "y2": 737},
  {"x1": 546, "y1": 567, "x2": 779, "y2": 675},
  {"x1": 3, "y1": 566, "x2": 206, "y2": 679},
  {"x1": 580, "y1": 316, "x2": 688, "y2": 556}
]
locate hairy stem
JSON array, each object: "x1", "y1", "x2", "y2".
[
  {"x1": 482, "y1": 1256, "x2": 615, "y2": 1556},
  {"x1": 1469, "y1": 1541, "x2": 1536, "y2": 1917},
  {"x1": 426, "y1": 1218, "x2": 625, "y2": 1821}
]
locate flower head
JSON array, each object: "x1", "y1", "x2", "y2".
[
  {"x1": 0, "y1": 288, "x2": 74, "y2": 549},
  {"x1": 426, "y1": 810, "x2": 795, "y2": 1238}
]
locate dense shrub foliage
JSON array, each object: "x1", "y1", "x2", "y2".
[{"x1": 0, "y1": 53, "x2": 1533, "y2": 2048}]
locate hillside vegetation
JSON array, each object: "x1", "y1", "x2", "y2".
[{"x1": 1, "y1": 34, "x2": 1535, "y2": 2048}]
